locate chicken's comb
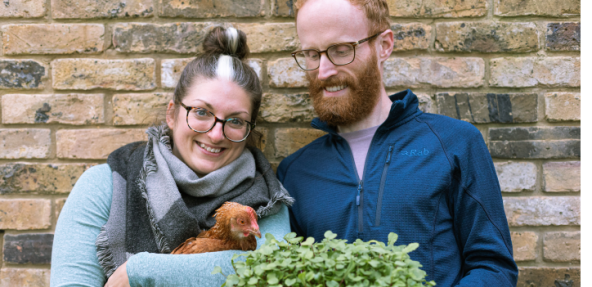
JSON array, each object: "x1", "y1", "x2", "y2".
[{"x1": 245, "y1": 206, "x2": 258, "y2": 221}]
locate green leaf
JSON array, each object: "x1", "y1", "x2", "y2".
[
  {"x1": 324, "y1": 230, "x2": 338, "y2": 240},
  {"x1": 301, "y1": 237, "x2": 315, "y2": 246},
  {"x1": 285, "y1": 278, "x2": 297, "y2": 286},
  {"x1": 387, "y1": 233, "x2": 398, "y2": 246},
  {"x1": 226, "y1": 274, "x2": 240, "y2": 286},
  {"x1": 231, "y1": 253, "x2": 241, "y2": 261},
  {"x1": 211, "y1": 266, "x2": 223, "y2": 275},
  {"x1": 284, "y1": 232, "x2": 297, "y2": 240},
  {"x1": 298, "y1": 272, "x2": 307, "y2": 282},
  {"x1": 265, "y1": 233, "x2": 276, "y2": 241},
  {"x1": 326, "y1": 280, "x2": 339, "y2": 287},
  {"x1": 247, "y1": 277, "x2": 258, "y2": 285},
  {"x1": 211, "y1": 266, "x2": 226, "y2": 277},
  {"x1": 267, "y1": 273, "x2": 279, "y2": 285},
  {"x1": 402, "y1": 243, "x2": 419, "y2": 253},
  {"x1": 409, "y1": 268, "x2": 425, "y2": 281}
]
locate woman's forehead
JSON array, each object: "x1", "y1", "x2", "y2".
[{"x1": 186, "y1": 78, "x2": 251, "y2": 113}]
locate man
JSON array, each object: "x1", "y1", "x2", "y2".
[{"x1": 276, "y1": 0, "x2": 518, "y2": 286}]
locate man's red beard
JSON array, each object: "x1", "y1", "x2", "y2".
[{"x1": 307, "y1": 51, "x2": 381, "y2": 127}]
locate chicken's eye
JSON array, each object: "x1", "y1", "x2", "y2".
[{"x1": 239, "y1": 219, "x2": 245, "y2": 225}]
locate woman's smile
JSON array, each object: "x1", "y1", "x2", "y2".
[{"x1": 196, "y1": 140, "x2": 225, "y2": 155}]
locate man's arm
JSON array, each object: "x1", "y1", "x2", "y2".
[{"x1": 450, "y1": 129, "x2": 518, "y2": 286}]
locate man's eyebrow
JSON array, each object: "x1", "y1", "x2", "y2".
[{"x1": 300, "y1": 40, "x2": 355, "y2": 50}]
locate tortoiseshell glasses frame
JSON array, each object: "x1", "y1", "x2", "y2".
[{"x1": 179, "y1": 102, "x2": 256, "y2": 143}]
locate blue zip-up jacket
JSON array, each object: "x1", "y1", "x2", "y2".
[{"x1": 277, "y1": 89, "x2": 518, "y2": 286}]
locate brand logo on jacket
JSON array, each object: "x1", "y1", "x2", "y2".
[{"x1": 400, "y1": 148, "x2": 429, "y2": 156}]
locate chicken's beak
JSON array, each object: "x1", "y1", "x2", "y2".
[
  {"x1": 251, "y1": 221, "x2": 261, "y2": 238},
  {"x1": 252, "y1": 229, "x2": 261, "y2": 238}
]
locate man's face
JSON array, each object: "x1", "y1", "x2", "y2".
[{"x1": 296, "y1": 0, "x2": 383, "y2": 126}]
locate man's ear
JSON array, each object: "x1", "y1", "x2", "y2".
[
  {"x1": 165, "y1": 100, "x2": 176, "y2": 130},
  {"x1": 377, "y1": 29, "x2": 394, "y2": 62}
]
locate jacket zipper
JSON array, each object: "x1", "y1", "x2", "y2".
[
  {"x1": 375, "y1": 145, "x2": 394, "y2": 226},
  {"x1": 346, "y1": 146, "x2": 364, "y2": 234},
  {"x1": 357, "y1": 180, "x2": 363, "y2": 233},
  {"x1": 343, "y1": 128, "x2": 385, "y2": 236}
]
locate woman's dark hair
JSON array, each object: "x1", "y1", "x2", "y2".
[{"x1": 171, "y1": 26, "x2": 263, "y2": 148}]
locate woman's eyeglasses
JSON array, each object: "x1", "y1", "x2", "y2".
[{"x1": 179, "y1": 102, "x2": 255, "y2": 143}]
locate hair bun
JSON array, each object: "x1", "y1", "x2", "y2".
[{"x1": 202, "y1": 26, "x2": 249, "y2": 60}]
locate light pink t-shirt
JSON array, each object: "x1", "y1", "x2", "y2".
[{"x1": 338, "y1": 125, "x2": 380, "y2": 180}]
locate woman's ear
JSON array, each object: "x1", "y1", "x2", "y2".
[{"x1": 166, "y1": 100, "x2": 176, "y2": 130}]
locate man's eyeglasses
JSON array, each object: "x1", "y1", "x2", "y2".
[
  {"x1": 179, "y1": 102, "x2": 255, "y2": 143},
  {"x1": 291, "y1": 32, "x2": 382, "y2": 71}
]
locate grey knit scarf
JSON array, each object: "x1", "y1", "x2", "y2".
[{"x1": 96, "y1": 125, "x2": 293, "y2": 278}]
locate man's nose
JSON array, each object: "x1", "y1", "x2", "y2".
[
  {"x1": 317, "y1": 53, "x2": 338, "y2": 81},
  {"x1": 207, "y1": 122, "x2": 226, "y2": 143}
]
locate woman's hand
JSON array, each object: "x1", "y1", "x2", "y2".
[{"x1": 105, "y1": 261, "x2": 130, "y2": 287}]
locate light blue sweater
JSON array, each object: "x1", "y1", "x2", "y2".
[{"x1": 51, "y1": 164, "x2": 291, "y2": 287}]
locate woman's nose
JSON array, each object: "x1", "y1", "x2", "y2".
[{"x1": 207, "y1": 122, "x2": 226, "y2": 143}]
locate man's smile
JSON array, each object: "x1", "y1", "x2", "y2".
[{"x1": 325, "y1": 85, "x2": 348, "y2": 92}]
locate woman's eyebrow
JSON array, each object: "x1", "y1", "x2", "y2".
[
  {"x1": 227, "y1": 111, "x2": 250, "y2": 117},
  {"x1": 193, "y1": 99, "x2": 250, "y2": 117},
  {"x1": 193, "y1": 99, "x2": 214, "y2": 110}
]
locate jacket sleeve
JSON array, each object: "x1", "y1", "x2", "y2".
[
  {"x1": 50, "y1": 164, "x2": 113, "y2": 287},
  {"x1": 449, "y1": 129, "x2": 518, "y2": 286},
  {"x1": 126, "y1": 204, "x2": 291, "y2": 287}
]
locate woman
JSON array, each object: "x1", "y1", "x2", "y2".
[{"x1": 50, "y1": 26, "x2": 293, "y2": 287}]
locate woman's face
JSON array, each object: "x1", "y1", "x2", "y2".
[{"x1": 166, "y1": 77, "x2": 252, "y2": 177}]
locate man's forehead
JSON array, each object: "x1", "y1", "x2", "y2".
[{"x1": 296, "y1": 0, "x2": 370, "y2": 47}]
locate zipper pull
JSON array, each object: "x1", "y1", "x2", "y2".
[
  {"x1": 386, "y1": 145, "x2": 394, "y2": 164},
  {"x1": 356, "y1": 182, "x2": 362, "y2": 206}
]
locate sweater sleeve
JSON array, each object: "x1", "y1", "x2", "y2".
[
  {"x1": 449, "y1": 130, "x2": 518, "y2": 286},
  {"x1": 126, "y1": 203, "x2": 291, "y2": 287},
  {"x1": 50, "y1": 164, "x2": 113, "y2": 287}
]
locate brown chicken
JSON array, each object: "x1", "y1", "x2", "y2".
[{"x1": 171, "y1": 202, "x2": 262, "y2": 254}]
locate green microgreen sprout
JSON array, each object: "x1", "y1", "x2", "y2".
[{"x1": 212, "y1": 231, "x2": 436, "y2": 287}]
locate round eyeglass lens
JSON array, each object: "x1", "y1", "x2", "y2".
[
  {"x1": 223, "y1": 118, "x2": 250, "y2": 142},
  {"x1": 294, "y1": 50, "x2": 319, "y2": 70},
  {"x1": 187, "y1": 108, "x2": 215, "y2": 132},
  {"x1": 328, "y1": 44, "x2": 355, "y2": 65}
]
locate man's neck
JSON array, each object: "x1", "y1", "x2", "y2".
[{"x1": 337, "y1": 89, "x2": 392, "y2": 134}]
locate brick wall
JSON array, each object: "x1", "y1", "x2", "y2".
[{"x1": 0, "y1": 0, "x2": 580, "y2": 286}]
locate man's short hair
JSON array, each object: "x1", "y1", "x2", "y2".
[{"x1": 294, "y1": 0, "x2": 391, "y2": 36}]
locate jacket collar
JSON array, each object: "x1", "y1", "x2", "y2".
[{"x1": 311, "y1": 89, "x2": 420, "y2": 135}]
